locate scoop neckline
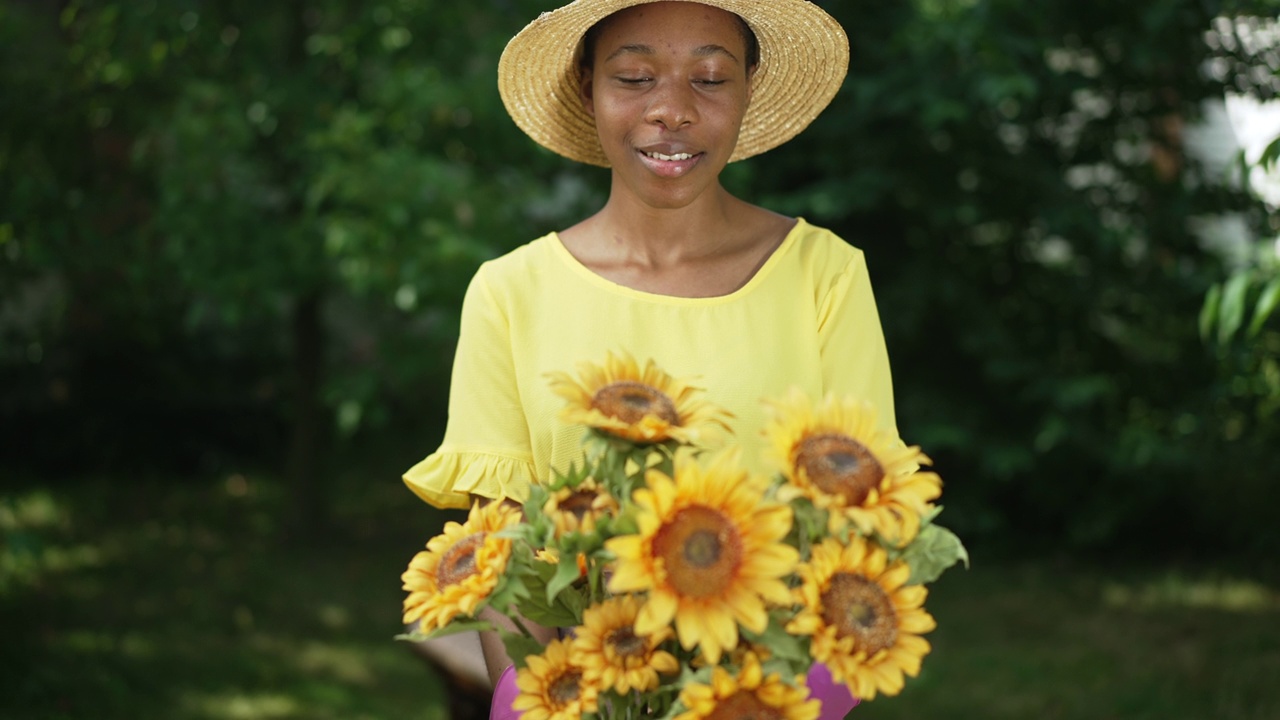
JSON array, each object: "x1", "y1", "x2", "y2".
[{"x1": 546, "y1": 218, "x2": 808, "y2": 306}]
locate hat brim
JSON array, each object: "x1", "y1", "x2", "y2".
[{"x1": 498, "y1": 0, "x2": 849, "y2": 168}]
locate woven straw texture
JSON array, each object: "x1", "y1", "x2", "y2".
[{"x1": 498, "y1": 0, "x2": 849, "y2": 167}]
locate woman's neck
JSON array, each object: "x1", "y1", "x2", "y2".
[
  {"x1": 556, "y1": 184, "x2": 795, "y2": 298},
  {"x1": 569, "y1": 184, "x2": 753, "y2": 269}
]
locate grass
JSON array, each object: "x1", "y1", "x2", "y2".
[
  {"x1": 1, "y1": 471, "x2": 463, "y2": 720},
  {"x1": 855, "y1": 558, "x2": 1280, "y2": 720},
  {"x1": 3, "y1": 472, "x2": 1279, "y2": 719}
]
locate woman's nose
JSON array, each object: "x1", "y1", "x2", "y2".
[{"x1": 645, "y1": 81, "x2": 698, "y2": 129}]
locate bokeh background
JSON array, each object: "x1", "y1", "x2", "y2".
[{"x1": 3, "y1": 0, "x2": 1280, "y2": 718}]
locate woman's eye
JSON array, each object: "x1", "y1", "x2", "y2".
[
  {"x1": 617, "y1": 76, "x2": 652, "y2": 85},
  {"x1": 696, "y1": 79, "x2": 727, "y2": 86}
]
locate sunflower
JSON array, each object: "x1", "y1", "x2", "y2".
[
  {"x1": 543, "y1": 477, "x2": 618, "y2": 538},
  {"x1": 606, "y1": 448, "x2": 798, "y2": 664},
  {"x1": 763, "y1": 389, "x2": 941, "y2": 546},
  {"x1": 786, "y1": 536, "x2": 936, "y2": 701},
  {"x1": 400, "y1": 500, "x2": 521, "y2": 633},
  {"x1": 574, "y1": 595, "x2": 679, "y2": 694},
  {"x1": 546, "y1": 351, "x2": 732, "y2": 445},
  {"x1": 674, "y1": 652, "x2": 819, "y2": 720},
  {"x1": 512, "y1": 637, "x2": 599, "y2": 720}
]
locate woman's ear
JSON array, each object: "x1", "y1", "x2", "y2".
[
  {"x1": 744, "y1": 64, "x2": 757, "y2": 108},
  {"x1": 579, "y1": 68, "x2": 596, "y2": 118}
]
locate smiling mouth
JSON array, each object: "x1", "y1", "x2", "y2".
[{"x1": 641, "y1": 150, "x2": 697, "y2": 161}]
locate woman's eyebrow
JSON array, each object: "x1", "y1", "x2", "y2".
[
  {"x1": 604, "y1": 43, "x2": 740, "y2": 64},
  {"x1": 605, "y1": 44, "x2": 655, "y2": 61},
  {"x1": 693, "y1": 44, "x2": 740, "y2": 64}
]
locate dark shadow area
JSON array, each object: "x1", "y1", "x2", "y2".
[{"x1": 0, "y1": 469, "x2": 484, "y2": 719}]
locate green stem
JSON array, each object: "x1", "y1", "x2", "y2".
[{"x1": 509, "y1": 614, "x2": 536, "y2": 639}]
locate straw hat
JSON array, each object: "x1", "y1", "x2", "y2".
[{"x1": 498, "y1": 0, "x2": 849, "y2": 167}]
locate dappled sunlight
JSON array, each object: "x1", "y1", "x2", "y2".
[
  {"x1": 119, "y1": 632, "x2": 158, "y2": 660},
  {"x1": 295, "y1": 643, "x2": 378, "y2": 685},
  {"x1": 60, "y1": 629, "x2": 117, "y2": 654},
  {"x1": 179, "y1": 691, "x2": 302, "y2": 719},
  {"x1": 1102, "y1": 574, "x2": 1279, "y2": 612},
  {"x1": 0, "y1": 490, "x2": 63, "y2": 530},
  {"x1": 0, "y1": 490, "x2": 105, "y2": 596},
  {"x1": 0, "y1": 540, "x2": 104, "y2": 595},
  {"x1": 0, "y1": 476, "x2": 453, "y2": 718},
  {"x1": 317, "y1": 603, "x2": 351, "y2": 630},
  {"x1": 910, "y1": 561, "x2": 1280, "y2": 718},
  {"x1": 247, "y1": 633, "x2": 379, "y2": 685},
  {"x1": 225, "y1": 473, "x2": 252, "y2": 498}
]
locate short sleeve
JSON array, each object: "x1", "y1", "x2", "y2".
[
  {"x1": 817, "y1": 251, "x2": 897, "y2": 432},
  {"x1": 402, "y1": 268, "x2": 538, "y2": 509}
]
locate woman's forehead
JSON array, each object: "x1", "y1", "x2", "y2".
[
  {"x1": 591, "y1": 2, "x2": 750, "y2": 61},
  {"x1": 596, "y1": 2, "x2": 744, "y2": 43}
]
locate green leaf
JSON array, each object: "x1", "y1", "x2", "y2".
[
  {"x1": 499, "y1": 630, "x2": 547, "y2": 671},
  {"x1": 546, "y1": 551, "x2": 585, "y2": 601},
  {"x1": 485, "y1": 568, "x2": 533, "y2": 619},
  {"x1": 1200, "y1": 282, "x2": 1222, "y2": 342},
  {"x1": 741, "y1": 614, "x2": 809, "y2": 664},
  {"x1": 395, "y1": 619, "x2": 493, "y2": 643},
  {"x1": 518, "y1": 599, "x2": 582, "y2": 628},
  {"x1": 901, "y1": 524, "x2": 969, "y2": 585},
  {"x1": 1259, "y1": 134, "x2": 1280, "y2": 172},
  {"x1": 517, "y1": 560, "x2": 585, "y2": 627},
  {"x1": 1218, "y1": 274, "x2": 1250, "y2": 344},
  {"x1": 1248, "y1": 277, "x2": 1280, "y2": 338},
  {"x1": 920, "y1": 504, "x2": 944, "y2": 525}
]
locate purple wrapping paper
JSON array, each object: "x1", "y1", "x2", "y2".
[
  {"x1": 807, "y1": 660, "x2": 860, "y2": 719},
  {"x1": 490, "y1": 665, "x2": 520, "y2": 720}
]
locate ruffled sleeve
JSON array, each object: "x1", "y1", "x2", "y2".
[
  {"x1": 401, "y1": 265, "x2": 538, "y2": 509},
  {"x1": 402, "y1": 448, "x2": 538, "y2": 509}
]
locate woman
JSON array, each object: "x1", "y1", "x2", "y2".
[{"x1": 404, "y1": 1, "x2": 891, "y2": 717}]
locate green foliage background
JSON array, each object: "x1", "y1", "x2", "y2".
[{"x1": 3, "y1": 0, "x2": 1280, "y2": 549}]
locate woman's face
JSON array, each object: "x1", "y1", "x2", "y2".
[{"x1": 580, "y1": 2, "x2": 755, "y2": 209}]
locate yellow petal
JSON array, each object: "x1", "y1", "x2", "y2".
[{"x1": 638, "y1": 590, "x2": 678, "y2": 632}]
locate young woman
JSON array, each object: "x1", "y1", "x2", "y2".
[{"x1": 404, "y1": 1, "x2": 892, "y2": 717}]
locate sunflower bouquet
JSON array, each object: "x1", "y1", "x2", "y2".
[{"x1": 400, "y1": 352, "x2": 968, "y2": 719}]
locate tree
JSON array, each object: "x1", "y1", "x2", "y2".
[
  {"x1": 1, "y1": 0, "x2": 600, "y2": 533},
  {"x1": 741, "y1": 0, "x2": 1278, "y2": 552}
]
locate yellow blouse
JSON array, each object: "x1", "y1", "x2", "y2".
[{"x1": 403, "y1": 218, "x2": 896, "y2": 509}]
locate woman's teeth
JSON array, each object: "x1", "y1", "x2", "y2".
[{"x1": 644, "y1": 151, "x2": 693, "y2": 161}]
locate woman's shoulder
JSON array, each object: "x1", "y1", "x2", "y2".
[
  {"x1": 787, "y1": 218, "x2": 867, "y2": 272},
  {"x1": 471, "y1": 231, "x2": 561, "y2": 286}
]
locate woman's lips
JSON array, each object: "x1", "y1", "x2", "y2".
[{"x1": 637, "y1": 148, "x2": 703, "y2": 177}]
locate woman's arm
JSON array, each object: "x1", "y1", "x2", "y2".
[
  {"x1": 476, "y1": 498, "x2": 558, "y2": 686},
  {"x1": 478, "y1": 605, "x2": 558, "y2": 686}
]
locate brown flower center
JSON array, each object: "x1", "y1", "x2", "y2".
[
  {"x1": 821, "y1": 572, "x2": 898, "y2": 655},
  {"x1": 592, "y1": 381, "x2": 679, "y2": 425},
  {"x1": 651, "y1": 505, "x2": 742, "y2": 598},
  {"x1": 794, "y1": 433, "x2": 884, "y2": 506},
  {"x1": 606, "y1": 626, "x2": 647, "y2": 659},
  {"x1": 704, "y1": 691, "x2": 784, "y2": 720},
  {"x1": 548, "y1": 670, "x2": 582, "y2": 706},
  {"x1": 436, "y1": 532, "x2": 485, "y2": 588},
  {"x1": 557, "y1": 488, "x2": 600, "y2": 522}
]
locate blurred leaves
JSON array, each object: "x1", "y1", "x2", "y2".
[
  {"x1": 0, "y1": 0, "x2": 600, "y2": 483},
  {"x1": 746, "y1": 0, "x2": 1280, "y2": 553},
  {"x1": 1203, "y1": 270, "x2": 1280, "y2": 344}
]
